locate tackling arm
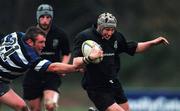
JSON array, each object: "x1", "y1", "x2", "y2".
[
  {"x1": 47, "y1": 62, "x2": 78, "y2": 74},
  {"x1": 136, "y1": 36, "x2": 169, "y2": 53},
  {"x1": 47, "y1": 46, "x2": 104, "y2": 75},
  {"x1": 73, "y1": 45, "x2": 104, "y2": 67}
]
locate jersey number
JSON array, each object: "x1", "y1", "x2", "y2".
[{"x1": 0, "y1": 37, "x2": 20, "y2": 61}]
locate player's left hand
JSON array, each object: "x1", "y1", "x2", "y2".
[
  {"x1": 73, "y1": 57, "x2": 85, "y2": 67},
  {"x1": 89, "y1": 46, "x2": 103, "y2": 60},
  {"x1": 153, "y1": 37, "x2": 169, "y2": 45}
]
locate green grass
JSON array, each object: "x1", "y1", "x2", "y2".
[
  {"x1": 58, "y1": 106, "x2": 88, "y2": 111},
  {"x1": 4, "y1": 75, "x2": 179, "y2": 111},
  {"x1": 0, "y1": 105, "x2": 88, "y2": 111}
]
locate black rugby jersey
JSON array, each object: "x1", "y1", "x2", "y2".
[
  {"x1": 0, "y1": 32, "x2": 51, "y2": 80},
  {"x1": 41, "y1": 24, "x2": 70, "y2": 62},
  {"x1": 73, "y1": 25, "x2": 137, "y2": 89}
]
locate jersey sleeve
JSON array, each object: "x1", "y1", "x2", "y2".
[
  {"x1": 33, "y1": 59, "x2": 52, "y2": 72},
  {"x1": 116, "y1": 32, "x2": 137, "y2": 56},
  {"x1": 125, "y1": 41, "x2": 138, "y2": 55}
]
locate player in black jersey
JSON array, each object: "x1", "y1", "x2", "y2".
[
  {"x1": 73, "y1": 12, "x2": 169, "y2": 111},
  {"x1": 23, "y1": 4, "x2": 71, "y2": 111}
]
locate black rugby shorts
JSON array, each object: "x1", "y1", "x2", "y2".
[
  {"x1": 0, "y1": 82, "x2": 10, "y2": 97},
  {"x1": 23, "y1": 71, "x2": 61, "y2": 100},
  {"x1": 86, "y1": 86, "x2": 128, "y2": 111}
]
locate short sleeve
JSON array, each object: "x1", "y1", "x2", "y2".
[
  {"x1": 33, "y1": 59, "x2": 52, "y2": 72},
  {"x1": 116, "y1": 32, "x2": 137, "y2": 56},
  {"x1": 125, "y1": 41, "x2": 138, "y2": 56}
]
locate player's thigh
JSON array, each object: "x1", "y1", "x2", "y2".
[
  {"x1": 106, "y1": 103, "x2": 125, "y2": 111},
  {"x1": 118, "y1": 102, "x2": 130, "y2": 111},
  {"x1": 23, "y1": 70, "x2": 42, "y2": 86},
  {"x1": 87, "y1": 90, "x2": 116, "y2": 111},
  {"x1": 23, "y1": 85, "x2": 43, "y2": 100},
  {"x1": 27, "y1": 98, "x2": 41, "y2": 110},
  {"x1": 0, "y1": 89, "x2": 26, "y2": 108},
  {"x1": 113, "y1": 87, "x2": 129, "y2": 111},
  {"x1": 43, "y1": 72, "x2": 61, "y2": 91},
  {"x1": 0, "y1": 81, "x2": 10, "y2": 97}
]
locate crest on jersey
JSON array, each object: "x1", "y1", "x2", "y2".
[
  {"x1": 0, "y1": 34, "x2": 20, "y2": 61},
  {"x1": 52, "y1": 39, "x2": 59, "y2": 49},
  {"x1": 114, "y1": 40, "x2": 118, "y2": 49}
]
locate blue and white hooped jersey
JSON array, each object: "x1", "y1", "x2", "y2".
[{"x1": 0, "y1": 32, "x2": 51, "y2": 80}]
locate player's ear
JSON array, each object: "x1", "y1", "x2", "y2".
[{"x1": 26, "y1": 39, "x2": 34, "y2": 46}]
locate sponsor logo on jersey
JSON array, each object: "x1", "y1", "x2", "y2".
[{"x1": 103, "y1": 53, "x2": 115, "y2": 56}]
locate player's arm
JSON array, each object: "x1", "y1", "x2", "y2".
[
  {"x1": 47, "y1": 56, "x2": 93, "y2": 75},
  {"x1": 47, "y1": 62, "x2": 77, "y2": 74},
  {"x1": 46, "y1": 45, "x2": 104, "y2": 74},
  {"x1": 136, "y1": 36, "x2": 169, "y2": 53},
  {"x1": 58, "y1": 30, "x2": 71, "y2": 64},
  {"x1": 61, "y1": 54, "x2": 71, "y2": 76},
  {"x1": 61, "y1": 54, "x2": 71, "y2": 63},
  {"x1": 73, "y1": 46, "x2": 103, "y2": 66}
]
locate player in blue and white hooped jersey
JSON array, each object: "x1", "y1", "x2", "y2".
[
  {"x1": 0, "y1": 32, "x2": 51, "y2": 80},
  {"x1": 0, "y1": 26, "x2": 103, "y2": 111}
]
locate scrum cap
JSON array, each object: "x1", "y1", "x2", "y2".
[
  {"x1": 97, "y1": 12, "x2": 117, "y2": 29},
  {"x1": 36, "y1": 4, "x2": 53, "y2": 23}
]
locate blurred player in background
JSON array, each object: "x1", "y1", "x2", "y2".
[
  {"x1": 73, "y1": 12, "x2": 169, "y2": 111},
  {"x1": 23, "y1": 4, "x2": 71, "y2": 111}
]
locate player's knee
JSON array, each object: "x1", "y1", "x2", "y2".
[
  {"x1": 119, "y1": 102, "x2": 130, "y2": 111},
  {"x1": 106, "y1": 103, "x2": 125, "y2": 111},
  {"x1": 45, "y1": 103, "x2": 56, "y2": 111},
  {"x1": 123, "y1": 106, "x2": 130, "y2": 111},
  {"x1": 14, "y1": 101, "x2": 28, "y2": 111},
  {"x1": 44, "y1": 100, "x2": 58, "y2": 111},
  {"x1": 30, "y1": 106, "x2": 41, "y2": 111},
  {"x1": 22, "y1": 105, "x2": 31, "y2": 111}
]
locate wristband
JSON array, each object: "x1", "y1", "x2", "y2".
[
  {"x1": 82, "y1": 56, "x2": 94, "y2": 64},
  {"x1": 82, "y1": 57, "x2": 89, "y2": 64},
  {"x1": 87, "y1": 56, "x2": 93, "y2": 61}
]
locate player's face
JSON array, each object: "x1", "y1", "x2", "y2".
[
  {"x1": 39, "y1": 15, "x2": 52, "y2": 30},
  {"x1": 32, "y1": 34, "x2": 46, "y2": 54},
  {"x1": 101, "y1": 27, "x2": 115, "y2": 40}
]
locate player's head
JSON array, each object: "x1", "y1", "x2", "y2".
[
  {"x1": 96, "y1": 12, "x2": 117, "y2": 40},
  {"x1": 36, "y1": 4, "x2": 53, "y2": 30},
  {"x1": 24, "y1": 26, "x2": 46, "y2": 54}
]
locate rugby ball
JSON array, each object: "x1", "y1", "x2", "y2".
[{"x1": 81, "y1": 40, "x2": 103, "y2": 63}]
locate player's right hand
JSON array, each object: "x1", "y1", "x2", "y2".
[{"x1": 89, "y1": 46, "x2": 103, "y2": 60}]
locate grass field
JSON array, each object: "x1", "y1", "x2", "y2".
[
  {"x1": 1, "y1": 75, "x2": 179, "y2": 111},
  {"x1": 0, "y1": 105, "x2": 88, "y2": 111}
]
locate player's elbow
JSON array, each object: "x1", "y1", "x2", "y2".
[
  {"x1": 47, "y1": 63, "x2": 76, "y2": 74},
  {"x1": 47, "y1": 63, "x2": 58, "y2": 73}
]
